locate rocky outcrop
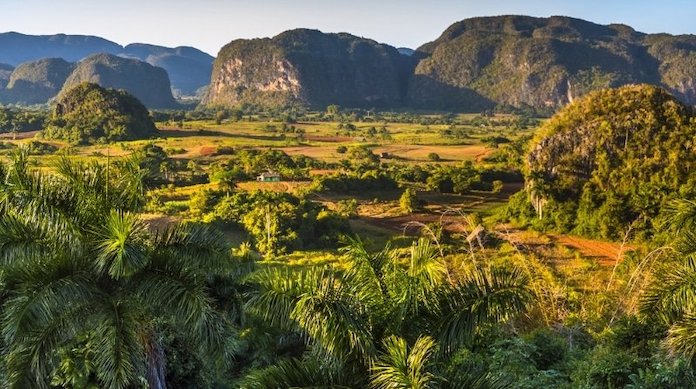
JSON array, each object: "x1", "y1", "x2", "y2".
[
  {"x1": 527, "y1": 84, "x2": 696, "y2": 204},
  {"x1": 1, "y1": 58, "x2": 73, "y2": 104},
  {"x1": 61, "y1": 53, "x2": 178, "y2": 108},
  {"x1": 523, "y1": 84, "x2": 696, "y2": 238},
  {"x1": 203, "y1": 29, "x2": 414, "y2": 109},
  {"x1": 0, "y1": 63, "x2": 13, "y2": 89}
]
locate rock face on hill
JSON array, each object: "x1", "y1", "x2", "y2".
[
  {"x1": 122, "y1": 44, "x2": 214, "y2": 97},
  {"x1": 1, "y1": 58, "x2": 73, "y2": 104},
  {"x1": 409, "y1": 15, "x2": 696, "y2": 111},
  {"x1": 0, "y1": 63, "x2": 13, "y2": 89},
  {"x1": 45, "y1": 82, "x2": 157, "y2": 144},
  {"x1": 202, "y1": 29, "x2": 414, "y2": 109},
  {"x1": 524, "y1": 84, "x2": 696, "y2": 238},
  {"x1": 61, "y1": 53, "x2": 178, "y2": 108}
]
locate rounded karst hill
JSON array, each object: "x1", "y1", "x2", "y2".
[
  {"x1": 61, "y1": 53, "x2": 178, "y2": 108},
  {"x1": 45, "y1": 82, "x2": 157, "y2": 144},
  {"x1": 521, "y1": 84, "x2": 696, "y2": 239},
  {"x1": 2, "y1": 58, "x2": 73, "y2": 104},
  {"x1": 203, "y1": 29, "x2": 413, "y2": 110}
]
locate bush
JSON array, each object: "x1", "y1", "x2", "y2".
[
  {"x1": 399, "y1": 188, "x2": 418, "y2": 214},
  {"x1": 427, "y1": 152, "x2": 441, "y2": 161}
]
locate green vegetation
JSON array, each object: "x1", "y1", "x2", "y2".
[
  {"x1": 0, "y1": 106, "x2": 47, "y2": 134},
  {"x1": 509, "y1": 85, "x2": 696, "y2": 240},
  {"x1": 0, "y1": 149, "x2": 230, "y2": 387},
  {"x1": 2, "y1": 82, "x2": 696, "y2": 388},
  {"x1": 43, "y1": 82, "x2": 157, "y2": 144},
  {"x1": 411, "y1": 15, "x2": 696, "y2": 111}
]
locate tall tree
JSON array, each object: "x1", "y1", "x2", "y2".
[{"x1": 0, "y1": 148, "x2": 232, "y2": 388}]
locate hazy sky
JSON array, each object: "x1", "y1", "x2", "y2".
[{"x1": 3, "y1": 0, "x2": 695, "y2": 55}]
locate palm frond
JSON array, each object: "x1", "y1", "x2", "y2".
[
  {"x1": 245, "y1": 266, "x2": 311, "y2": 331},
  {"x1": 640, "y1": 256, "x2": 696, "y2": 323},
  {"x1": 435, "y1": 266, "x2": 533, "y2": 354},
  {"x1": 370, "y1": 335, "x2": 436, "y2": 389},
  {"x1": 152, "y1": 223, "x2": 229, "y2": 274},
  {"x1": 247, "y1": 266, "x2": 374, "y2": 362},
  {"x1": 291, "y1": 269, "x2": 374, "y2": 362},
  {"x1": 3, "y1": 284, "x2": 101, "y2": 389},
  {"x1": 239, "y1": 357, "x2": 352, "y2": 388},
  {"x1": 91, "y1": 300, "x2": 145, "y2": 389},
  {"x1": 95, "y1": 211, "x2": 150, "y2": 279},
  {"x1": 441, "y1": 369, "x2": 512, "y2": 389}
]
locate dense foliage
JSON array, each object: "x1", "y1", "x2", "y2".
[
  {"x1": 0, "y1": 149, "x2": 233, "y2": 388},
  {"x1": 510, "y1": 85, "x2": 696, "y2": 239},
  {"x1": 0, "y1": 107, "x2": 47, "y2": 134},
  {"x1": 44, "y1": 82, "x2": 158, "y2": 144}
]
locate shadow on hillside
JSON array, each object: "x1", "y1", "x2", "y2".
[{"x1": 406, "y1": 75, "x2": 496, "y2": 112}]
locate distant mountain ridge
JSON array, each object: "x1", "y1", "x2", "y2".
[
  {"x1": 409, "y1": 15, "x2": 696, "y2": 110},
  {"x1": 205, "y1": 16, "x2": 696, "y2": 112},
  {"x1": 0, "y1": 32, "x2": 214, "y2": 97},
  {"x1": 3, "y1": 16, "x2": 696, "y2": 112}
]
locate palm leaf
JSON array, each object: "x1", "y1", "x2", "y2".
[
  {"x1": 435, "y1": 266, "x2": 533, "y2": 354},
  {"x1": 370, "y1": 335, "x2": 436, "y2": 389},
  {"x1": 95, "y1": 211, "x2": 150, "y2": 279}
]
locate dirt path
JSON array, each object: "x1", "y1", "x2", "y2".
[
  {"x1": 550, "y1": 234, "x2": 632, "y2": 266},
  {"x1": 0, "y1": 130, "x2": 39, "y2": 140}
]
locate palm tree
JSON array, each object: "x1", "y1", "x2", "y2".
[
  {"x1": 0, "y1": 149, "x2": 232, "y2": 388},
  {"x1": 242, "y1": 236, "x2": 533, "y2": 387},
  {"x1": 640, "y1": 199, "x2": 696, "y2": 361}
]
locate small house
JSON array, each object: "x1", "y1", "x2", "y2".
[{"x1": 257, "y1": 171, "x2": 282, "y2": 182}]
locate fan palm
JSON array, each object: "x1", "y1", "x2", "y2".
[{"x1": 0, "y1": 149, "x2": 232, "y2": 389}]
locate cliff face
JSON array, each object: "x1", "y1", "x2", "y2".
[
  {"x1": 203, "y1": 29, "x2": 414, "y2": 109},
  {"x1": 61, "y1": 53, "x2": 178, "y2": 109},
  {"x1": 1, "y1": 58, "x2": 73, "y2": 104},
  {"x1": 0, "y1": 63, "x2": 13, "y2": 89},
  {"x1": 409, "y1": 15, "x2": 696, "y2": 110}
]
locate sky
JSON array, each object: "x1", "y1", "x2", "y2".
[{"x1": 2, "y1": 0, "x2": 695, "y2": 56}]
